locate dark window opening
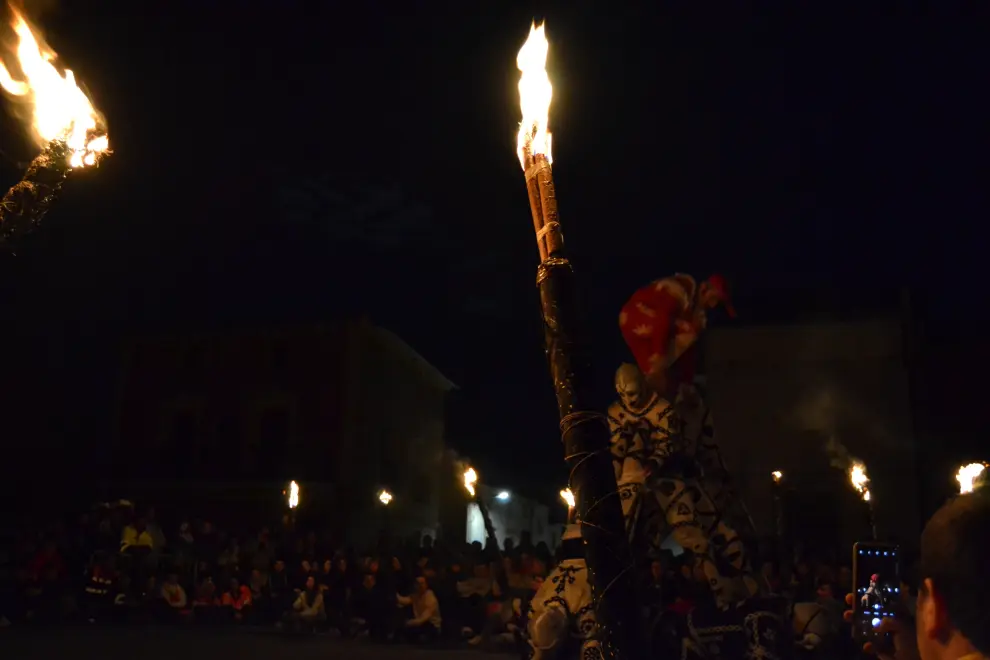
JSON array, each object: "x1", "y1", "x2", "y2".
[
  {"x1": 258, "y1": 407, "x2": 289, "y2": 479},
  {"x1": 171, "y1": 411, "x2": 197, "y2": 477}
]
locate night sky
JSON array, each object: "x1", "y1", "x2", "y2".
[{"x1": 0, "y1": 1, "x2": 985, "y2": 493}]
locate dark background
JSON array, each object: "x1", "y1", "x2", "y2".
[{"x1": 0, "y1": 1, "x2": 985, "y2": 499}]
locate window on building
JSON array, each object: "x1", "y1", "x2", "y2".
[
  {"x1": 206, "y1": 414, "x2": 240, "y2": 477},
  {"x1": 171, "y1": 411, "x2": 197, "y2": 476},
  {"x1": 257, "y1": 407, "x2": 289, "y2": 478}
]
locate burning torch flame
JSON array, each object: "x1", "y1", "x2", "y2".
[
  {"x1": 287, "y1": 480, "x2": 300, "y2": 509},
  {"x1": 560, "y1": 488, "x2": 575, "y2": 509},
  {"x1": 0, "y1": 6, "x2": 108, "y2": 168},
  {"x1": 516, "y1": 21, "x2": 552, "y2": 169},
  {"x1": 771, "y1": 470, "x2": 783, "y2": 483},
  {"x1": 849, "y1": 461, "x2": 871, "y2": 502},
  {"x1": 956, "y1": 463, "x2": 987, "y2": 494},
  {"x1": 463, "y1": 467, "x2": 478, "y2": 498},
  {"x1": 378, "y1": 489, "x2": 393, "y2": 506}
]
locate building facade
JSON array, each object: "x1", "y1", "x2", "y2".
[
  {"x1": 703, "y1": 319, "x2": 920, "y2": 550},
  {"x1": 465, "y1": 484, "x2": 557, "y2": 550},
  {"x1": 114, "y1": 319, "x2": 455, "y2": 544}
]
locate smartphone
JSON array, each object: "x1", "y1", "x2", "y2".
[{"x1": 852, "y1": 541, "x2": 900, "y2": 643}]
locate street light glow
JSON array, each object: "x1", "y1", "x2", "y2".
[
  {"x1": 771, "y1": 470, "x2": 783, "y2": 483},
  {"x1": 378, "y1": 489, "x2": 393, "y2": 506},
  {"x1": 287, "y1": 480, "x2": 300, "y2": 509},
  {"x1": 496, "y1": 491, "x2": 510, "y2": 501}
]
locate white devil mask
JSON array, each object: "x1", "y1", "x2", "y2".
[{"x1": 615, "y1": 363, "x2": 650, "y2": 410}]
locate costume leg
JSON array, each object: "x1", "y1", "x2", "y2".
[
  {"x1": 618, "y1": 482, "x2": 643, "y2": 543},
  {"x1": 654, "y1": 477, "x2": 747, "y2": 608}
]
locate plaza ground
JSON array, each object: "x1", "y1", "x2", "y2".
[{"x1": 2, "y1": 626, "x2": 509, "y2": 660}]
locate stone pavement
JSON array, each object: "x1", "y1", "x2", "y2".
[{"x1": 2, "y1": 626, "x2": 510, "y2": 660}]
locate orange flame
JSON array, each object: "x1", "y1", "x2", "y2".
[
  {"x1": 849, "y1": 461, "x2": 870, "y2": 502},
  {"x1": 463, "y1": 467, "x2": 477, "y2": 498},
  {"x1": 0, "y1": 6, "x2": 108, "y2": 168},
  {"x1": 515, "y1": 22, "x2": 552, "y2": 169}
]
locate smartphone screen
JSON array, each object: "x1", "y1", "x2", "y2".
[{"x1": 852, "y1": 542, "x2": 900, "y2": 642}]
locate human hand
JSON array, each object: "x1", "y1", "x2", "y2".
[{"x1": 843, "y1": 593, "x2": 919, "y2": 660}]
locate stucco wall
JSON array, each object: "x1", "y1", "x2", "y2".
[{"x1": 704, "y1": 319, "x2": 919, "y2": 549}]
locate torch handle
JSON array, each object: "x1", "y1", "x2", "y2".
[{"x1": 474, "y1": 495, "x2": 509, "y2": 594}]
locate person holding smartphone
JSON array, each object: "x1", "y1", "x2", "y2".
[{"x1": 845, "y1": 491, "x2": 990, "y2": 660}]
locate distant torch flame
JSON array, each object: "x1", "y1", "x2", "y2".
[
  {"x1": 0, "y1": 7, "x2": 108, "y2": 168},
  {"x1": 287, "y1": 481, "x2": 300, "y2": 509},
  {"x1": 560, "y1": 488, "x2": 575, "y2": 508},
  {"x1": 378, "y1": 489, "x2": 393, "y2": 505},
  {"x1": 771, "y1": 470, "x2": 783, "y2": 483},
  {"x1": 516, "y1": 22, "x2": 552, "y2": 169},
  {"x1": 956, "y1": 463, "x2": 987, "y2": 494},
  {"x1": 849, "y1": 461, "x2": 871, "y2": 501},
  {"x1": 463, "y1": 467, "x2": 478, "y2": 498}
]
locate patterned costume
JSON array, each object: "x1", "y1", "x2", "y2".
[
  {"x1": 611, "y1": 274, "x2": 758, "y2": 609},
  {"x1": 525, "y1": 524, "x2": 601, "y2": 660}
]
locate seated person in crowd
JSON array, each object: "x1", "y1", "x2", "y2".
[
  {"x1": 220, "y1": 577, "x2": 252, "y2": 622},
  {"x1": 351, "y1": 572, "x2": 390, "y2": 639},
  {"x1": 396, "y1": 575, "x2": 441, "y2": 642},
  {"x1": 160, "y1": 572, "x2": 190, "y2": 622},
  {"x1": 284, "y1": 575, "x2": 325, "y2": 630}
]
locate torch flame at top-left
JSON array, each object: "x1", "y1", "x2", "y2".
[
  {"x1": 516, "y1": 22, "x2": 552, "y2": 169},
  {"x1": 0, "y1": 6, "x2": 108, "y2": 168}
]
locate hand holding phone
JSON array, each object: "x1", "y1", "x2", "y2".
[{"x1": 852, "y1": 541, "x2": 900, "y2": 644}]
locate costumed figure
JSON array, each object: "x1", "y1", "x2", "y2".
[
  {"x1": 860, "y1": 574, "x2": 887, "y2": 609},
  {"x1": 525, "y1": 522, "x2": 600, "y2": 660},
  {"x1": 611, "y1": 273, "x2": 759, "y2": 608}
]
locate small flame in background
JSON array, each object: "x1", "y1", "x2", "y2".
[
  {"x1": 560, "y1": 488, "x2": 575, "y2": 508},
  {"x1": 286, "y1": 481, "x2": 300, "y2": 509},
  {"x1": 0, "y1": 5, "x2": 108, "y2": 168},
  {"x1": 771, "y1": 470, "x2": 783, "y2": 483},
  {"x1": 956, "y1": 463, "x2": 987, "y2": 494},
  {"x1": 463, "y1": 467, "x2": 478, "y2": 498},
  {"x1": 378, "y1": 489, "x2": 393, "y2": 505},
  {"x1": 515, "y1": 22, "x2": 552, "y2": 169},
  {"x1": 849, "y1": 461, "x2": 871, "y2": 502}
]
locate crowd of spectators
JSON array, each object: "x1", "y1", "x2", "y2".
[
  {"x1": 0, "y1": 500, "x2": 554, "y2": 648},
  {"x1": 0, "y1": 499, "x2": 917, "y2": 657}
]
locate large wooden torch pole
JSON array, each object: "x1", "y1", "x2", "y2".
[{"x1": 516, "y1": 23, "x2": 639, "y2": 659}]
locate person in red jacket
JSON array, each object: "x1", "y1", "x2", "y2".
[{"x1": 618, "y1": 273, "x2": 735, "y2": 398}]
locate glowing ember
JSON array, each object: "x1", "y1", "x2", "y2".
[
  {"x1": 771, "y1": 470, "x2": 783, "y2": 483},
  {"x1": 560, "y1": 488, "x2": 575, "y2": 508},
  {"x1": 378, "y1": 489, "x2": 393, "y2": 505},
  {"x1": 849, "y1": 461, "x2": 871, "y2": 501},
  {"x1": 287, "y1": 480, "x2": 300, "y2": 509},
  {"x1": 0, "y1": 6, "x2": 108, "y2": 168},
  {"x1": 956, "y1": 463, "x2": 987, "y2": 494},
  {"x1": 463, "y1": 467, "x2": 478, "y2": 498},
  {"x1": 515, "y1": 22, "x2": 552, "y2": 168}
]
